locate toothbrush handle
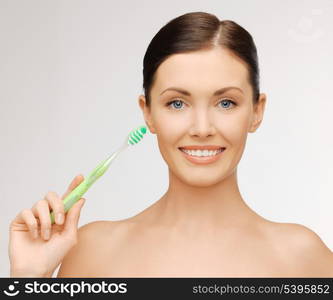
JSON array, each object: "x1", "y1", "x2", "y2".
[
  {"x1": 49, "y1": 147, "x2": 125, "y2": 224},
  {"x1": 50, "y1": 178, "x2": 92, "y2": 224}
]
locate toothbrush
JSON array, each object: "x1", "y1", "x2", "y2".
[{"x1": 49, "y1": 125, "x2": 147, "y2": 224}]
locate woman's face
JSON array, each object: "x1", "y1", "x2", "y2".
[{"x1": 139, "y1": 47, "x2": 266, "y2": 187}]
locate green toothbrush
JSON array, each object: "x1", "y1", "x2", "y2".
[{"x1": 49, "y1": 125, "x2": 147, "y2": 224}]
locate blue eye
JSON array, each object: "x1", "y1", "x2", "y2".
[
  {"x1": 166, "y1": 99, "x2": 184, "y2": 110},
  {"x1": 166, "y1": 98, "x2": 236, "y2": 110},
  {"x1": 219, "y1": 99, "x2": 236, "y2": 109}
]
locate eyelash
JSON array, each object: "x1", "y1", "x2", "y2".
[{"x1": 165, "y1": 98, "x2": 237, "y2": 111}]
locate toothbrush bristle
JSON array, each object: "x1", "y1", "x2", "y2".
[{"x1": 128, "y1": 125, "x2": 147, "y2": 145}]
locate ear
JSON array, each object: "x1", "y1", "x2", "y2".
[
  {"x1": 138, "y1": 94, "x2": 156, "y2": 134},
  {"x1": 249, "y1": 93, "x2": 266, "y2": 133}
]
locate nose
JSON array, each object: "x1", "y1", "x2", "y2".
[{"x1": 188, "y1": 108, "x2": 216, "y2": 138}]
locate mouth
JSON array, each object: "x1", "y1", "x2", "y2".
[{"x1": 178, "y1": 147, "x2": 226, "y2": 164}]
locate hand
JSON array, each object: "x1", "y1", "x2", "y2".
[{"x1": 8, "y1": 175, "x2": 86, "y2": 277}]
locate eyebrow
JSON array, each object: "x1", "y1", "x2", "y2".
[{"x1": 159, "y1": 86, "x2": 244, "y2": 96}]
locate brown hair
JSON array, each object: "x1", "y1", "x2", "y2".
[{"x1": 142, "y1": 11, "x2": 260, "y2": 107}]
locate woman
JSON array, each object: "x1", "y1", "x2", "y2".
[{"x1": 9, "y1": 11, "x2": 333, "y2": 277}]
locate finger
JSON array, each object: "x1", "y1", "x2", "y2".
[
  {"x1": 61, "y1": 174, "x2": 84, "y2": 201},
  {"x1": 63, "y1": 198, "x2": 85, "y2": 239},
  {"x1": 11, "y1": 209, "x2": 28, "y2": 225},
  {"x1": 20, "y1": 209, "x2": 39, "y2": 239},
  {"x1": 32, "y1": 199, "x2": 51, "y2": 241},
  {"x1": 45, "y1": 191, "x2": 65, "y2": 225}
]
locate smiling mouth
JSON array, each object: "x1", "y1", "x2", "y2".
[
  {"x1": 178, "y1": 147, "x2": 225, "y2": 165},
  {"x1": 178, "y1": 147, "x2": 226, "y2": 157}
]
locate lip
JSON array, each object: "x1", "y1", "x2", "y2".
[
  {"x1": 179, "y1": 147, "x2": 225, "y2": 165},
  {"x1": 179, "y1": 145, "x2": 224, "y2": 150}
]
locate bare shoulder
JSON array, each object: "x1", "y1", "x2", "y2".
[
  {"x1": 268, "y1": 221, "x2": 333, "y2": 276},
  {"x1": 274, "y1": 222, "x2": 332, "y2": 253},
  {"x1": 57, "y1": 220, "x2": 124, "y2": 277}
]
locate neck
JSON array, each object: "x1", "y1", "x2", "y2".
[{"x1": 154, "y1": 168, "x2": 259, "y2": 231}]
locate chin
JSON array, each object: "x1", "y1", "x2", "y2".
[{"x1": 178, "y1": 171, "x2": 226, "y2": 188}]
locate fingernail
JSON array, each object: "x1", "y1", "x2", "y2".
[
  {"x1": 56, "y1": 213, "x2": 64, "y2": 224},
  {"x1": 44, "y1": 229, "x2": 50, "y2": 240}
]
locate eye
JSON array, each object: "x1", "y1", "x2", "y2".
[
  {"x1": 166, "y1": 98, "x2": 237, "y2": 111},
  {"x1": 166, "y1": 99, "x2": 185, "y2": 110},
  {"x1": 218, "y1": 99, "x2": 236, "y2": 109}
]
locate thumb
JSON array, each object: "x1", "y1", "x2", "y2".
[{"x1": 63, "y1": 198, "x2": 86, "y2": 237}]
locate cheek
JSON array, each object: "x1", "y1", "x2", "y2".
[
  {"x1": 152, "y1": 109, "x2": 188, "y2": 144},
  {"x1": 151, "y1": 106, "x2": 251, "y2": 152},
  {"x1": 216, "y1": 112, "x2": 250, "y2": 174},
  {"x1": 151, "y1": 112, "x2": 180, "y2": 160},
  {"x1": 217, "y1": 111, "x2": 250, "y2": 147}
]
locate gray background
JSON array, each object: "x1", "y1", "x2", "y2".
[{"x1": 1, "y1": 0, "x2": 332, "y2": 277}]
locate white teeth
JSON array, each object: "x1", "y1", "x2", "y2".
[{"x1": 181, "y1": 148, "x2": 223, "y2": 157}]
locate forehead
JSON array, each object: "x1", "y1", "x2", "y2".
[{"x1": 151, "y1": 47, "x2": 251, "y2": 96}]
